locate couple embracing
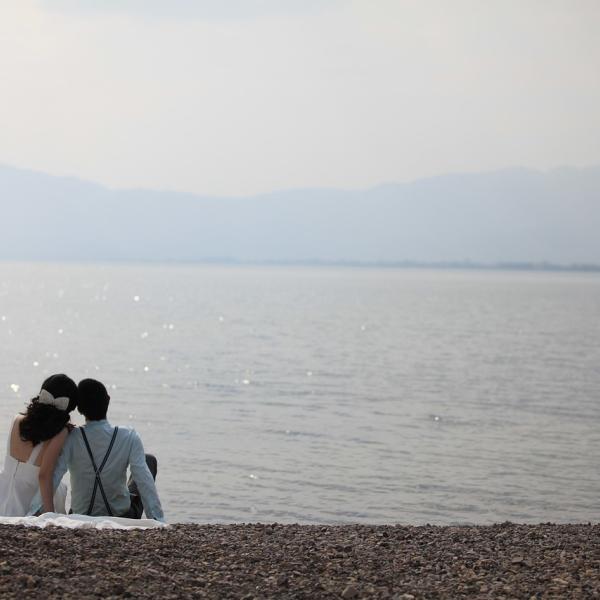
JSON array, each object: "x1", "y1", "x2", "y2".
[{"x1": 0, "y1": 374, "x2": 164, "y2": 522}]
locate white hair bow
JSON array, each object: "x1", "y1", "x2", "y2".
[{"x1": 38, "y1": 389, "x2": 70, "y2": 411}]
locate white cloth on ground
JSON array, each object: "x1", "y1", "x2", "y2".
[{"x1": 0, "y1": 512, "x2": 167, "y2": 529}]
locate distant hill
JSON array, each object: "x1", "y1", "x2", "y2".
[{"x1": 1, "y1": 164, "x2": 599, "y2": 265}]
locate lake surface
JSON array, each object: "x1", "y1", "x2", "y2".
[{"x1": 1, "y1": 262, "x2": 599, "y2": 524}]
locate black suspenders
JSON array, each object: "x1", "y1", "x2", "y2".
[{"x1": 80, "y1": 427, "x2": 119, "y2": 516}]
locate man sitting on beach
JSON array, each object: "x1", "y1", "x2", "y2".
[{"x1": 31, "y1": 378, "x2": 164, "y2": 521}]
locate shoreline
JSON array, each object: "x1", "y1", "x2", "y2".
[{"x1": 1, "y1": 522, "x2": 598, "y2": 598}]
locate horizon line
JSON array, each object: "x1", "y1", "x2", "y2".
[
  {"x1": 2, "y1": 161, "x2": 599, "y2": 200},
  {"x1": 1, "y1": 257, "x2": 599, "y2": 274}
]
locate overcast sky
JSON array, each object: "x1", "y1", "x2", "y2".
[{"x1": 0, "y1": 0, "x2": 599, "y2": 196}]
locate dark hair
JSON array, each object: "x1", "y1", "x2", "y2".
[
  {"x1": 19, "y1": 374, "x2": 78, "y2": 446},
  {"x1": 77, "y1": 379, "x2": 110, "y2": 421}
]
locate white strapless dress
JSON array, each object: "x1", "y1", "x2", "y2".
[{"x1": 0, "y1": 416, "x2": 67, "y2": 516}]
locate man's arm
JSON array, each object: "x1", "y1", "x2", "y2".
[
  {"x1": 129, "y1": 431, "x2": 165, "y2": 521},
  {"x1": 27, "y1": 432, "x2": 70, "y2": 516}
]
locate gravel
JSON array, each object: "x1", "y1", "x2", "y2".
[{"x1": 0, "y1": 522, "x2": 598, "y2": 598}]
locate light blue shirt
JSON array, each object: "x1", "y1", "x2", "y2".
[{"x1": 29, "y1": 420, "x2": 164, "y2": 521}]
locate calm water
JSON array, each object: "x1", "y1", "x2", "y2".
[{"x1": 0, "y1": 262, "x2": 599, "y2": 524}]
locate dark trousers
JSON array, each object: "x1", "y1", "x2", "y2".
[{"x1": 123, "y1": 454, "x2": 157, "y2": 519}]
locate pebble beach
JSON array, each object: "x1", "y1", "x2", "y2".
[{"x1": 0, "y1": 522, "x2": 598, "y2": 598}]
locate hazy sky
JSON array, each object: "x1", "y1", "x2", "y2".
[{"x1": 1, "y1": 0, "x2": 599, "y2": 195}]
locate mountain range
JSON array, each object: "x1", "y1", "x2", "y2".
[{"x1": 1, "y1": 164, "x2": 599, "y2": 265}]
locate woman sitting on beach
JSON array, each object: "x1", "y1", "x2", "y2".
[{"x1": 0, "y1": 374, "x2": 78, "y2": 516}]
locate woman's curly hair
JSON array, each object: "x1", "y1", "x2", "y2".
[{"x1": 19, "y1": 374, "x2": 78, "y2": 446}]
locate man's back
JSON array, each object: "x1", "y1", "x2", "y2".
[{"x1": 59, "y1": 419, "x2": 164, "y2": 520}]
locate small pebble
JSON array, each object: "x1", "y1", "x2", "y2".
[{"x1": 342, "y1": 584, "x2": 359, "y2": 599}]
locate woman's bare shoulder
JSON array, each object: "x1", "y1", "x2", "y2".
[{"x1": 10, "y1": 414, "x2": 24, "y2": 435}]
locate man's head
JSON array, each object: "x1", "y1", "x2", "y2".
[{"x1": 77, "y1": 378, "x2": 110, "y2": 421}]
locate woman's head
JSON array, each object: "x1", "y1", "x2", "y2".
[{"x1": 20, "y1": 374, "x2": 78, "y2": 446}]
